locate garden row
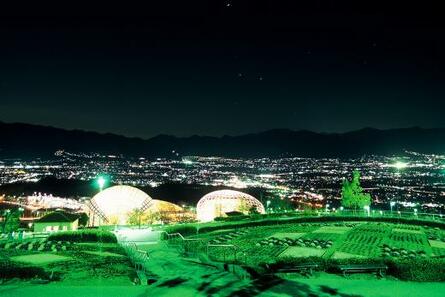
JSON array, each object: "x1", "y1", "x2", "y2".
[
  {"x1": 264, "y1": 256, "x2": 445, "y2": 282},
  {"x1": 0, "y1": 260, "x2": 48, "y2": 281},
  {"x1": 165, "y1": 215, "x2": 445, "y2": 237},
  {"x1": 426, "y1": 229, "x2": 445, "y2": 241},
  {"x1": 0, "y1": 240, "x2": 74, "y2": 253},
  {"x1": 381, "y1": 244, "x2": 427, "y2": 259},
  {"x1": 47, "y1": 229, "x2": 117, "y2": 243},
  {"x1": 256, "y1": 237, "x2": 333, "y2": 249},
  {"x1": 208, "y1": 230, "x2": 250, "y2": 244}
]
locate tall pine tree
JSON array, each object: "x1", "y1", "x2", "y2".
[{"x1": 341, "y1": 171, "x2": 371, "y2": 213}]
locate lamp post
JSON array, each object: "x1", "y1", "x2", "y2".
[
  {"x1": 364, "y1": 205, "x2": 370, "y2": 217},
  {"x1": 97, "y1": 177, "x2": 106, "y2": 192},
  {"x1": 390, "y1": 201, "x2": 396, "y2": 214}
]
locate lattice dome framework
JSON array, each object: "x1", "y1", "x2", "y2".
[
  {"x1": 196, "y1": 190, "x2": 265, "y2": 222},
  {"x1": 86, "y1": 185, "x2": 153, "y2": 225}
]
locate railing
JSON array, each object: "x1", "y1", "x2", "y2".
[
  {"x1": 319, "y1": 209, "x2": 445, "y2": 222},
  {"x1": 160, "y1": 231, "x2": 203, "y2": 257},
  {"x1": 206, "y1": 243, "x2": 239, "y2": 264},
  {"x1": 121, "y1": 241, "x2": 150, "y2": 268},
  {"x1": 205, "y1": 243, "x2": 249, "y2": 275},
  {"x1": 0, "y1": 231, "x2": 49, "y2": 242}
]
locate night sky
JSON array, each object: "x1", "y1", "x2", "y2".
[{"x1": 0, "y1": 1, "x2": 443, "y2": 138}]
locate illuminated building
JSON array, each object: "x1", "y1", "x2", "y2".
[
  {"x1": 86, "y1": 185, "x2": 185, "y2": 226},
  {"x1": 86, "y1": 185, "x2": 153, "y2": 225},
  {"x1": 196, "y1": 190, "x2": 265, "y2": 222},
  {"x1": 33, "y1": 211, "x2": 79, "y2": 232}
]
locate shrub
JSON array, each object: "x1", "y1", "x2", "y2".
[
  {"x1": 265, "y1": 256, "x2": 445, "y2": 282},
  {"x1": 164, "y1": 225, "x2": 198, "y2": 237},
  {"x1": 47, "y1": 230, "x2": 117, "y2": 243},
  {"x1": 214, "y1": 215, "x2": 249, "y2": 222},
  {"x1": 386, "y1": 258, "x2": 445, "y2": 282},
  {"x1": 0, "y1": 260, "x2": 47, "y2": 279},
  {"x1": 196, "y1": 216, "x2": 445, "y2": 235}
]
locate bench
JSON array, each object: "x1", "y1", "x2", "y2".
[
  {"x1": 274, "y1": 263, "x2": 319, "y2": 277},
  {"x1": 337, "y1": 264, "x2": 387, "y2": 277}
]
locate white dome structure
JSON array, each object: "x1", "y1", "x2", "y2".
[
  {"x1": 87, "y1": 185, "x2": 153, "y2": 225},
  {"x1": 149, "y1": 199, "x2": 183, "y2": 213},
  {"x1": 196, "y1": 190, "x2": 265, "y2": 222}
]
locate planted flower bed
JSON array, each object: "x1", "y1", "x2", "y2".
[{"x1": 256, "y1": 237, "x2": 333, "y2": 249}]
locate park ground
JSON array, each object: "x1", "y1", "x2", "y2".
[
  {"x1": 2, "y1": 220, "x2": 445, "y2": 296},
  {"x1": 1, "y1": 241, "x2": 445, "y2": 297}
]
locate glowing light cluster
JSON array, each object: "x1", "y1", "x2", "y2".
[
  {"x1": 88, "y1": 185, "x2": 152, "y2": 225},
  {"x1": 196, "y1": 190, "x2": 265, "y2": 222},
  {"x1": 383, "y1": 161, "x2": 409, "y2": 169},
  {"x1": 393, "y1": 161, "x2": 408, "y2": 169}
]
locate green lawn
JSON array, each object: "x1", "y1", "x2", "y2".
[
  {"x1": 429, "y1": 240, "x2": 445, "y2": 249},
  {"x1": 279, "y1": 247, "x2": 326, "y2": 258},
  {"x1": 11, "y1": 254, "x2": 71, "y2": 265},
  {"x1": 268, "y1": 232, "x2": 306, "y2": 239},
  {"x1": 312, "y1": 226, "x2": 351, "y2": 234},
  {"x1": 332, "y1": 251, "x2": 366, "y2": 259},
  {"x1": 82, "y1": 251, "x2": 126, "y2": 258}
]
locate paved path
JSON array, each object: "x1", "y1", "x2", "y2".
[{"x1": 138, "y1": 243, "x2": 249, "y2": 296}]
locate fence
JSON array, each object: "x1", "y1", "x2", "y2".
[
  {"x1": 160, "y1": 231, "x2": 203, "y2": 257},
  {"x1": 321, "y1": 209, "x2": 445, "y2": 222},
  {"x1": 121, "y1": 241, "x2": 150, "y2": 271}
]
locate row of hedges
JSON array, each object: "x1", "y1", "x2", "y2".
[
  {"x1": 213, "y1": 211, "x2": 319, "y2": 222},
  {"x1": 165, "y1": 215, "x2": 445, "y2": 237},
  {"x1": 0, "y1": 260, "x2": 47, "y2": 279},
  {"x1": 214, "y1": 215, "x2": 250, "y2": 222},
  {"x1": 164, "y1": 225, "x2": 198, "y2": 237},
  {"x1": 265, "y1": 256, "x2": 445, "y2": 282},
  {"x1": 48, "y1": 230, "x2": 117, "y2": 243}
]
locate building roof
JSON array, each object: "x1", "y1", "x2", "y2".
[{"x1": 36, "y1": 211, "x2": 79, "y2": 223}]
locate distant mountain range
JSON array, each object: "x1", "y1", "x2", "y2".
[{"x1": 1, "y1": 121, "x2": 445, "y2": 159}]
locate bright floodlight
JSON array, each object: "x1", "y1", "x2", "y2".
[
  {"x1": 196, "y1": 190, "x2": 265, "y2": 222},
  {"x1": 97, "y1": 176, "x2": 107, "y2": 191},
  {"x1": 182, "y1": 158, "x2": 194, "y2": 165},
  {"x1": 393, "y1": 161, "x2": 408, "y2": 169}
]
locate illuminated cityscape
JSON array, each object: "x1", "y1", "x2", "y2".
[
  {"x1": 1, "y1": 1, "x2": 445, "y2": 296},
  {"x1": 1, "y1": 151, "x2": 445, "y2": 213}
]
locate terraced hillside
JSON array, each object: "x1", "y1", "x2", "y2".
[{"x1": 191, "y1": 221, "x2": 445, "y2": 266}]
